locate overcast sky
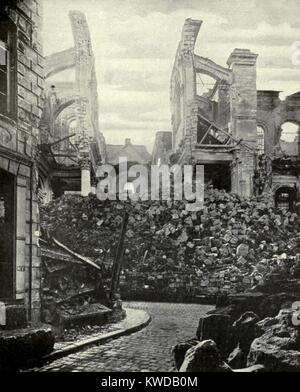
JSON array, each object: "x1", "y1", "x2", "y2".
[{"x1": 43, "y1": 0, "x2": 300, "y2": 151}]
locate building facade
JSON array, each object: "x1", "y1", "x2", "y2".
[{"x1": 0, "y1": 0, "x2": 43, "y2": 325}]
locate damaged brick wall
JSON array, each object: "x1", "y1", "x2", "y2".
[{"x1": 168, "y1": 19, "x2": 270, "y2": 199}]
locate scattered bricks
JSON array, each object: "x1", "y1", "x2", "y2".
[
  {"x1": 40, "y1": 188, "x2": 300, "y2": 302},
  {"x1": 237, "y1": 243, "x2": 249, "y2": 257}
]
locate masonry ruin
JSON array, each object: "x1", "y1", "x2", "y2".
[
  {"x1": 167, "y1": 18, "x2": 300, "y2": 209},
  {"x1": 39, "y1": 10, "x2": 106, "y2": 202}
]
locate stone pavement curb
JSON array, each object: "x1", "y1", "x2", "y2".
[{"x1": 33, "y1": 308, "x2": 151, "y2": 367}]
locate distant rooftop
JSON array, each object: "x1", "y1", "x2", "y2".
[{"x1": 106, "y1": 138, "x2": 152, "y2": 165}]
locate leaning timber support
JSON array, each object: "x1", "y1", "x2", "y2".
[{"x1": 110, "y1": 212, "x2": 129, "y2": 304}]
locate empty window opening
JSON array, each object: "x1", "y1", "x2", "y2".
[
  {"x1": 280, "y1": 122, "x2": 299, "y2": 156},
  {"x1": 275, "y1": 186, "x2": 296, "y2": 211},
  {"x1": 204, "y1": 163, "x2": 231, "y2": 192},
  {"x1": 257, "y1": 126, "x2": 265, "y2": 155},
  {"x1": 0, "y1": 17, "x2": 16, "y2": 117}
]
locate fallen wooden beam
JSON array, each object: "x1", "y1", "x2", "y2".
[{"x1": 52, "y1": 237, "x2": 102, "y2": 271}]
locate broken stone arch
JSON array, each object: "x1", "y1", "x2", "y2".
[
  {"x1": 53, "y1": 99, "x2": 77, "y2": 120},
  {"x1": 273, "y1": 183, "x2": 296, "y2": 192}
]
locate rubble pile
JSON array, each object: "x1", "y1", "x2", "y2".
[
  {"x1": 40, "y1": 245, "x2": 115, "y2": 329},
  {"x1": 40, "y1": 188, "x2": 300, "y2": 301},
  {"x1": 173, "y1": 294, "x2": 300, "y2": 372}
]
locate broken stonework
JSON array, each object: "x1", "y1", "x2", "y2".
[
  {"x1": 196, "y1": 314, "x2": 233, "y2": 356},
  {"x1": 248, "y1": 309, "x2": 300, "y2": 371},
  {"x1": 232, "y1": 311, "x2": 260, "y2": 353},
  {"x1": 40, "y1": 189, "x2": 300, "y2": 303},
  {"x1": 179, "y1": 340, "x2": 233, "y2": 372},
  {"x1": 0, "y1": 326, "x2": 54, "y2": 371},
  {"x1": 236, "y1": 244, "x2": 249, "y2": 257},
  {"x1": 227, "y1": 345, "x2": 245, "y2": 369},
  {"x1": 172, "y1": 338, "x2": 199, "y2": 370}
]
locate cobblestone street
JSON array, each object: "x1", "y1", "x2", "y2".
[{"x1": 34, "y1": 302, "x2": 213, "y2": 372}]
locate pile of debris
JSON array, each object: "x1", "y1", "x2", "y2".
[
  {"x1": 40, "y1": 237, "x2": 124, "y2": 332},
  {"x1": 40, "y1": 188, "x2": 300, "y2": 301},
  {"x1": 173, "y1": 293, "x2": 300, "y2": 372}
]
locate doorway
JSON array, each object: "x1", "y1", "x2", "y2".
[
  {"x1": 204, "y1": 163, "x2": 231, "y2": 191},
  {"x1": 275, "y1": 186, "x2": 296, "y2": 211},
  {"x1": 0, "y1": 168, "x2": 15, "y2": 299}
]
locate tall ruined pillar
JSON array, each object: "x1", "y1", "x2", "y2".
[
  {"x1": 170, "y1": 19, "x2": 202, "y2": 161},
  {"x1": 183, "y1": 20, "x2": 202, "y2": 159},
  {"x1": 78, "y1": 134, "x2": 91, "y2": 197},
  {"x1": 217, "y1": 83, "x2": 230, "y2": 129},
  {"x1": 80, "y1": 157, "x2": 91, "y2": 196},
  {"x1": 227, "y1": 49, "x2": 258, "y2": 197}
]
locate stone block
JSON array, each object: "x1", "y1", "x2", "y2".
[
  {"x1": 0, "y1": 303, "x2": 27, "y2": 330},
  {"x1": 196, "y1": 313, "x2": 233, "y2": 356},
  {"x1": 0, "y1": 325, "x2": 54, "y2": 370}
]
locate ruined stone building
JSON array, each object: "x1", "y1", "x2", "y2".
[
  {"x1": 0, "y1": 1, "x2": 109, "y2": 328},
  {"x1": 0, "y1": 0, "x2": 43, "y2": 326},
  {"x1": 40, "y1": 12, "x2": 151, "y2": 201},
  {"x1": 0, "y1": 2, "x2": 121, "y2": 331},
  {"x1": 39, "y1": 10, "x2": 105, "y2": 201},
  {"x1": 165, "y1": 18, "x2": 300, "y2": 210}
]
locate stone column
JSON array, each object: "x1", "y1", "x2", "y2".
[
  {"x1": 79, "y1": 157, "x2": 91, "y2": 196},
  {"x1": 217, "y1": 83, "x2": 230, "y2": 129},
  {"x1": 227, "y1": 49, "x2": 258, "y2": 197}
]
